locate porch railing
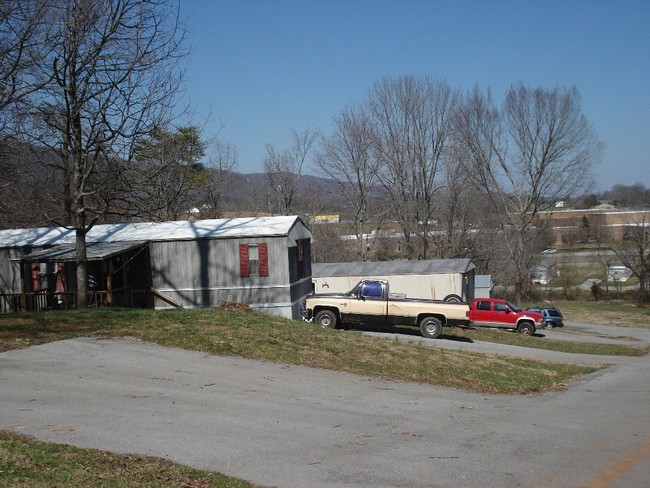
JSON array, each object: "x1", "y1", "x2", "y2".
[{"x1": 0, "y1": 287, "x2": 133, "y2": 313}]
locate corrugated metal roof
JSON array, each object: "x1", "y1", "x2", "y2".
[
  {"x1": 0, "y1": 216, "x2": 301, "y2": 248},
  {"x1": 11, "y1": 241, "x2": 148, "y2": 263},
  {"x1": 312, "y1": 259, "x2": 476, "y2": 277}
]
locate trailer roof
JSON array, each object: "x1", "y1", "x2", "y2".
[
  {"x1": 10, "y1": 241, "x2": 148, "y2": 263},
  {"x1": 0, "y1": 216, "x2": 302, "y2": 248}
]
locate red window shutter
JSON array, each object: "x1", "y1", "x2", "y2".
[
  {"x1": 239, "y1": 244, "x2": 249, "y2": 277},
  {"x1": 258, "y1": 242, "x2": 269, "y2": 277}
]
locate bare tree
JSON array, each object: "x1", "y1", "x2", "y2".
[
  {"x1": 609, "y1": 211, "x2": 650, "y2": 302},
  {"x1": 455, "y1": 83, "x2": 604, "y2": 301},
  {"x1": 22, "y1": 0, "x2": 187, "y2": 307},
  {"x1": 310, "y1": 222, "x2": 349, "y2": 263},
  {"x1": 0, "y1": 1, "x2": 55, "y2": 226},
  {"x1": 202, "y1": 140, "x2": 238, "y2": 218},
  {"x1": 264, "y1": 128, "x2": 317, "y2": 215},
  {"x1": 0, "y1": 0, "x2": 53, "y2": 124},
  {"x1": 367, "y1": 75, "x2": 460, "y2": 259},
  {"x1": 316, "y1": 106, "x2": 384, "y2": 261},
  {"x1": 430, "y1": 144, "x2": 480, "y2": 259}
]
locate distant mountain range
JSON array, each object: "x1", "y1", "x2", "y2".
[{"x1": 222, "y1": 172, "x2": 346, "y2": 213}]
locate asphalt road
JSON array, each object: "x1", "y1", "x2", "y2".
[{"x1": 1, "y1": 323, "x2": 649, "y2": 488}]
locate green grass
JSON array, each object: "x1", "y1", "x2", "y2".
[
  {"x1": 0, "y1": 307, "x2": 600, "y2": 394},
  {"x1": 556, "y1": 301, "x2": 650, "y2": 328},
  {"x1": 0, "y1": 431, "x2": 255, "y2": 487}
]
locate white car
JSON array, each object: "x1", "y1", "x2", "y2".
[{"x1": 541, "y1": 248, "x2": 557, "y2": 255}]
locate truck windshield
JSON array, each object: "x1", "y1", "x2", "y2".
[{"x1": 507, "y1": 301, "x2": 521, "y2": 312}]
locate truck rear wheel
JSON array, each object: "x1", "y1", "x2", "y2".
[
  {"x1": 314, "y1": 310, "x2": 337, "y2": 329},
  {"x1": 419, "y1": 317, "x2": 443, "y2": 339},
  {"x1": 518, "y1": 321, "x2": 534, "y2": 336}
]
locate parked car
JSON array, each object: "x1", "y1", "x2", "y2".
[
  {"x1": 468, "y1": 298, "x2": 545, "y2": 335},
  {"x1": 541, "y1": 248, "x2": 558, "y2": 255},
  {"x1": 526, "y1": 306, "x2": 564, "y2": 328}
]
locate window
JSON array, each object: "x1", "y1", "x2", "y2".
[
  {"x1": 239, "y1": 243, "x2": 268, "y2": 277},
  {"x1": 494, "y1": 302, "x2": 508, "y2": 312},
  {"x1": 361, "y1": 281, "x2": 383, "y2": 298},
  {"x1": 477, "y1": 301, "x2": 491, "y2": 311}
]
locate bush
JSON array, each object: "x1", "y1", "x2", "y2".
[{"x1": 591, "y1": 281, "x2": 602, "y2": 301}]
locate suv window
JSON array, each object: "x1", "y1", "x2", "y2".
[
  {"x1": 547, "y1": 309, "x2": 561, "y2": 317},
  {"x1": 477, "y1": 301, "x2": 491, "y2": 311}
]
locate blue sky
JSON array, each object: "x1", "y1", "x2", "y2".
[{"x1": 180, "y1": 0, "x2": 649, "y2": 190}]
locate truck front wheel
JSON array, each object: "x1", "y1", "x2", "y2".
[
  {"x1": 518, "y1": 321, "x2": 534, "y2": 336},
  {"x1": 314, "y1": 310, "x2": 338, "y2": 329},
  {"x1": 419, "y1": 317, "x2": 443, "y2": 339}
]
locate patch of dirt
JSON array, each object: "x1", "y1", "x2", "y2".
[{"x1": 218, "y1": 301, "x2": 253, "y2": 312}]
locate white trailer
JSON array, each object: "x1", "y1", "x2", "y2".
[{"x1": 312, "y1": 259, "x2": 477, "y2": 303}]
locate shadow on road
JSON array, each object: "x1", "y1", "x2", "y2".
[{"x1": 341, "y1": 323, "x2": 476, "y2": 343}]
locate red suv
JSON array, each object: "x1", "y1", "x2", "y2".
[{"x1": 469, "y1": 298, "x2": 545, "y2": 335}]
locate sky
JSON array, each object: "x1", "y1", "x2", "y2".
[{"x1": 179, "y1": 0, "x2": 650, "y2": 191}]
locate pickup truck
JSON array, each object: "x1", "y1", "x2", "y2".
[
  {"x1": 468, "y1": 298, "x2": 544, "y2": 335},
  {"x1": 301, "y1": 279, "x2": 470, "y2": 339}
]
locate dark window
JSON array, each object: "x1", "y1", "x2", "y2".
[
  {"x1": 477, "y1": 301, "x2": 491, "y2": 311},
  {"x1": 297, "y1": 240, "x2": 305, "y2": 279},
  {"x1": 494, "y1": 302, "x2": 508, "y2": 312}
]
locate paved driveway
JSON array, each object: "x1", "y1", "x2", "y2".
[{"x1": 1, "y1": 323, "x2": 649, "y2": 488}]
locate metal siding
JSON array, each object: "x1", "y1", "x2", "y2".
[
  {"x1": 0, "y1": 249, "x2": 23, "y2": 293},
  {"x1": 149, "y1": 237, "x2": 292, "y2": 308}
]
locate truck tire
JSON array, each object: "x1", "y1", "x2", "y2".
[
  {"x1": 419, "y1": 316, "x2": 443, "y2": 339},
  {"x1": 443, "y1": 294, "x2": 463, "y2": 303},
  {"x1": 518, "y1": 321, "x2": 534, "y2": 336},
  {"x1": 314, "y1": 310, "x2": 337, "y2": 329}
]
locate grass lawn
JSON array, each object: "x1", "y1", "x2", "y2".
[
  {"x1": 0, "y1": 431, "x2": 256, "y2": 488},
  {"x1": 0, "y1": 306, "x2": 625, "y2": 394},
  {"x1": 550, "y1": 301, "x2": 650, "y2": 328}
]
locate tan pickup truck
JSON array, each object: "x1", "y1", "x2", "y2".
[{"x1": 301, "y1": 279, "x2": 471, "y2": 339}]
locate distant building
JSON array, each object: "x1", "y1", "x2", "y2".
[
  {"x1": 531, "y1": 262, "x2": 557, "y2": 285},
  {"x1": 607, "y1": 265, "x2": 632, "y2": 282},
  {"x1": 309, "y1": 214, "x2": 340, "y2": 224}
]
